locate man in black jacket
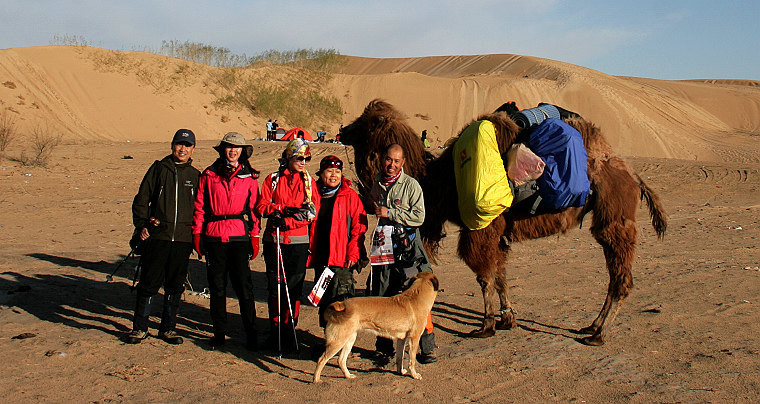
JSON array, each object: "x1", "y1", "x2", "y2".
[{"x1": 124, "y1": 129, "x2": 200, "y2": 345}]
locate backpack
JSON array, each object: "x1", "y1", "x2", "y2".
[{"x1": 527, "y1": 118, "x2": 590, "y2": 210}]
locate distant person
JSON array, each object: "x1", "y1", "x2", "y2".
[
  {"x1": 192, "y1": 132, "x2": 262, "y2": 349},
  {"x1": 125, "y1": 129, "x2": 200, "y2": 345},
  {"x1": 272, "y1": 120, "x2": 279, "y2": 138},
  {"x1": 336, "y1": 124, "x2": 343, "y2": 144},
  {"x1": 421, "y1": 130, "x2": 430, "y2": 148},
  {"x1": 266, "y1": 119, "x2": 273, "y2": 141}
]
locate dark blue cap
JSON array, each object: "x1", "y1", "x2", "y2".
[{"x1": 172, "y1": 129, "x2": 196, "y2": 146}]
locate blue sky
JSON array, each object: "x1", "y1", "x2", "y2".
[{"x1": 1, "y1": 0, "x2": 757, "y2": 80}]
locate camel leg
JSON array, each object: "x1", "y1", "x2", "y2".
[
  {"x1": 495, "y1": 264, "x2": 517, "y2": 330},
  {"x1": 581, "y1": 219, "x2": 637, "y2": 346},
  {"x1": 469, "y1": 272, "x2": 498, "y2": 338},
  {"x1": 459, "y1": 219, "x2": 505, "y2": 338}
]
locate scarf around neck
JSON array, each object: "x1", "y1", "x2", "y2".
[
  {"x1": 381, "y1": 169, "x2": 402, "y2": 186},
  {"x1": 319, "y1": 181, "x2": 341, "y2": 197}
]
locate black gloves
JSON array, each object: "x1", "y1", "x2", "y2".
[
  {"x1": 283, "y1": 205, "x2": 313, "y2": 221},
  {"x1": 282, "y1": 206, "x2": 301, "y2": 217},
  {"x1": 268, "y1": 211, "x2": 288, "y2": 230}
]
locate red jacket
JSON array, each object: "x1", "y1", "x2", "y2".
[
  {"x1": 192, "y1": 161, "x2": 261, "y2": 242},
  {"x1": 255, "y1": 168, "x2": 321, "y2": 245},
  {"x1": 307, "y1": 178, "x2": 367, "y2": 268}
]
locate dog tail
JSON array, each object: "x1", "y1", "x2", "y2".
[{"x1": 323, "y1": 301, "x2": 347, "y2": 324}]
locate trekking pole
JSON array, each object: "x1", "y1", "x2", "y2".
[
  {"x1": 129, "y1": 256, "x2": 143, "y2": 291},
  {"x1": 106, "y1": 247, "x2": 137, "y2": 282},
  {"x1": 276, "y1": 227, "x2": 283, "y2": 357},
  {"x1": 276, "y1": 229, "x2": 300, "y2": 353}
]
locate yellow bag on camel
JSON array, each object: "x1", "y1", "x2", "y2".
[{"x1": 453, "y1": 120, "x2": 513, "y2": 230}]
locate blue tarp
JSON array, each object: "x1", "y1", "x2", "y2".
[{"x1": 527, "y1": 118, "x2": 590, "y2": 210}]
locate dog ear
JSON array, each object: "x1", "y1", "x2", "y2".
[{"x1": 430, "y1": 274, "x2": 439, "y2": 291}]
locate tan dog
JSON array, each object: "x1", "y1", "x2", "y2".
[{"x1": 313, "y1": 272, "x2": 439, "y2": 383}]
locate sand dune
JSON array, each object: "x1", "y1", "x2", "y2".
[{"x1": 0, "y1": 46, "x2": 758, "y2": 162}]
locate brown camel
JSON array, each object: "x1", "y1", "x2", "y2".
[{"x1": 340, "y1": 99, "x2": 667, "y2": 345}]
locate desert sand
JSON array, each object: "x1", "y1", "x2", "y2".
[{"x1": 1, "y1": 46, "x2": 759, "y2": 402}]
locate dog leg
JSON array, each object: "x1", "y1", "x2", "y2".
[
  {"x1": 395, "y1": 338, "x2": 407, "y2": 376},
  {"x1": 313, "y1": 333, "x2": 350, "y2": 383},
  {"x1": 407, "y1": 334, "x2": 422, "y2": 380},
  {"x1": 338, "y1": 333, "x2": 358, "y2": 379}
]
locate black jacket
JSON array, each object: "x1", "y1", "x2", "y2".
[{"x1": 132, "y1": 155, "x2": 200, "y2": 243}]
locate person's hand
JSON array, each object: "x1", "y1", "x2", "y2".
[
  {"x1": 346, "y1": 260, "x2": 356, "y2": 268},
  {"x1": 140, "y1": 227, "x2": 150, "y2": 240},
  {"x1": 282, "y1": 206, "x2": 300, "y2": 217},
  {"x1": 268, "y1": 211, "x2": 288, "y2": 230},
  {"x1": 283, "y1": 206, "x2": 311, "y2": 221},
  {"x1": 193, "y1": 234, "x2": 203, "y2": 260},
  {"x1": 250, "y1": 236, "x2": 260, "y2": 260},
  {"x1": 373, "y1": 202, "x2": 389, "y2": 218}
]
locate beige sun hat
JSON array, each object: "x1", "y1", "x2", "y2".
[{"x1": 214, "y1": 132, "x2": 253, "y2": 159}]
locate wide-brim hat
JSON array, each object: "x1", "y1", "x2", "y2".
[{"x1": 214, "y1": 132, "x2": 253, "y2": 159}]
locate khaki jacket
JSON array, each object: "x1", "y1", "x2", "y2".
[{"x1": 369, "y1": 170, "x2": 425, "y2": 227}]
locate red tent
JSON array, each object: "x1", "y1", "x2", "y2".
[{"x1": 280, "y1": 127, "x2": 313, "y2": 141}]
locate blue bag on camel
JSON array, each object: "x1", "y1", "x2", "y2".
[{"x1": 527, "y1": 118, "x2": 590, "y2": 210}]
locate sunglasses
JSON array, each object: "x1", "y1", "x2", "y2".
[
  {"x1": 294, "y1": 156, "x2": 312, "y2": 162},
  {"x1": 322, "y1": 160, "x2": 343, "y2": 170}
]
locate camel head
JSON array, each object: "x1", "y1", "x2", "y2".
[{"x1": 340, "y1": 99, "x2": 429, "y2": 198}]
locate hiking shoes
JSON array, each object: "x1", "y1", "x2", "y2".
[
  {"x1": 416, "y1": 352, "x2": 438, "y2": 364},
  {"x1": 123, "y1": 330, "x2": 148, "y2": 344},
  {"x1": 158, "y1": 330, "x2": 184, "y2": 345}
]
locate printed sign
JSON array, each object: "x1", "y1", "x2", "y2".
[
  {"x1": 307, "y1": 267, "x2": 335, "y2": 306},
  {"x1": 370, "y1": 225, "x2": 395, "y2": 266}
]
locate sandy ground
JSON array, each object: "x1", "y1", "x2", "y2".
[{"x1": 1, "y1": 139, "x2": 759, "y2": 402}]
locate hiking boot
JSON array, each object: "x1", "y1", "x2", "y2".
[
  {"x1": 416, "y1": 352, "x2": 438, "y2": 364},
  {"x1": 158, "y1": 330, "x2": 184, "y2": 345},
  {"x1": 123, "y1": 330, "x2": 148, "y2": 344}
]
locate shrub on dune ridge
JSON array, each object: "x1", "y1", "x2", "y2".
[
  {"x1": 50, "y1": 35, "x2": 345, "y2": 129},
  {"x1": 211, "y1": 66, "x2": 342, "y2": 129}
]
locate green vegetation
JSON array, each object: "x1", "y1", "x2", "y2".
[{"x1": 50, "y1": 35, "x2": 345, "y2": 129}]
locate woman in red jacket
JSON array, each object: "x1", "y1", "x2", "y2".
[
  {"x1": 255, "y1": 138, "x2": 320, "y2": 352},
  {"x1": 308, "y1": 155, "x2": 367, "y2": 327},
  {"x1": 192, "y1": 132, "x2": 261, "y2": 349}
]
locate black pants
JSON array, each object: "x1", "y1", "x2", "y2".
[
  {"x1": 263, "y1": 242, "x2": 308, "y2": 328},
  {"x1": 136, "y1": 239, "x2": 192, "y2": 297},
  {"x1": 205, "y1": 240, "x2": 257, "y2": 339}
]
